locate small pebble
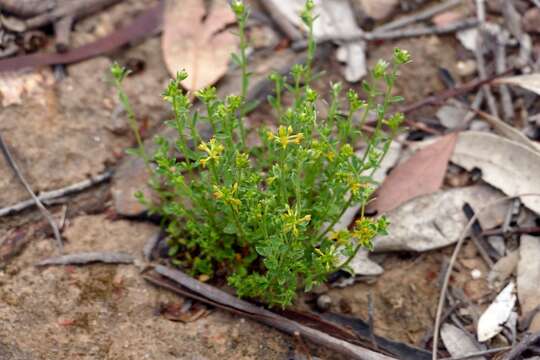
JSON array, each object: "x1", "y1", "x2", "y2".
[
  {"x1": 316, "y1": 294, "x2": 332, "y2": 312},
  {"x1": 471, "y1": 269, "x2": 482, "y2": 279},
  {"x1": 456, "y1": 60, "x2": 477, "y2": 77}
]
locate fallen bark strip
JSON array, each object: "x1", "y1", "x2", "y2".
[
  {"x1": 0, "y1": 2, "x2": 162, "y2": 72},
  {"x1": 149, "y1": 265, "x2": 396, "y2": 360},
  {"x1": 0, "y1": 170, "x2": 112, "y2": 217},
  {"x1": 0, "y1": 132, "x2": 63, "y2": 251},
  {"x1": 36, "y1": 251, "x2": 134, "y2": 266}
]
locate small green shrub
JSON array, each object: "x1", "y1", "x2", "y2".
[{"x1": 112, "y1": 0, "x2": 410, "y2": 307}]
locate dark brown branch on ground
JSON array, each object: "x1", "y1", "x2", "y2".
[{"x1": 147, "y1": 265, "x2": 397, "y2": 360}]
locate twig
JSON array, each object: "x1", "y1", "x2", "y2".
[
  {"x1": 293, "y1": 19, "x2": 478, "y2": 50},
  {"x1": 54, "y1": 15, "x2": 74, "y2": 53},
  {"x1": 431, "y1": 193, "x2": 540, "y2": 360},
  {"x1": 474, "y1": 0, "x2": 500, "y2": 118},
  {"x1": 376, "y1": 0, "x2": 462, "y2": 32},
  {"x1": 463, "y1": 90, "x2": 484, "y2": 125},
  {"x1": 150, "y1": 265, "x2": 396, "y2": 360},
  {"x1": 25, "y1": 0, "x2": 123, "y2": 30},
  {"x1": 439, "y1": 346, "x2": 513, "y2": 360},
  {"x1": 0, "y1": 170, "x2": 112, "y2": 217},
  {"x1": 494, "y1": 28, "x2": 514, "y2": 122},
  {"x1": 399, "y1": 68, "x2": 513, "y2": 116},
  {"x1": 501, "y1": 331, "x2": 540, "y2": 360},
  {"x1": 367, "y1": 19, "x2": 478, "y2": 41},
  {"x1": 481, "y1": 226, "x2": 540, "y2": 237},
  {"x1": 36, "y1": 251, "x2": 134, "y2": 266},
  {"x1": 0, "y1": 132, "x2": 63, "y2": 251}
]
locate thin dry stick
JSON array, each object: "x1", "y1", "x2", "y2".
[
  {"x1": 376, "y1": 0, "x2": 462, "y2": 32},
  {"x1": 0, "y1": 170, "x2": 111, "y2": 217},
  {"x1": 432, "y1": 193, "x2": 540, "y2": 360},
  {"x1": 474, "y1": 0, "x2": 500, "y2": 118},
  {"x1": 495, "y1": 28, "x2": 514, "y2": 122},
  {"x1": 439, "y1": 346, "x2": 513, "y2": 360},
  {"x1": 0, "y1": 133, "x2": 63, "y2": 251},
  {"x1": 293, "y1": 19, "x2": 478, "y2": 50}
]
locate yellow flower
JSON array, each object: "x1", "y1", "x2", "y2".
[
  {"x1": 282, "y1": 205, "x2": 311, "y2": 237},
  {"x1": 213, "y1": 183, "x2": 241, "y2": 209},
  {"x1": 268, "y1": 125, "x2": 304, "y2": 149},
  {"x1": 198, "y1": 137, "x2": 224, "y2": 167},
  {"x1": 326, "y1": 151, "x2": 335, "y2": 161}
]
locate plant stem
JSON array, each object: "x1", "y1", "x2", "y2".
[
  {"x1": 237, "y1": 14, "x2": 248, "y2": 148},
  {"x1": 316, "y1": 195, "x2": 353, "y2": 243}
]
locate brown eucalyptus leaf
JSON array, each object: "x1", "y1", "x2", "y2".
[
  {"x1": 162, "y1": 0, "x2": 238, "y2": 91},
  {"x1": 372, "y1": 132, "x2": 458, "y2": 213}
]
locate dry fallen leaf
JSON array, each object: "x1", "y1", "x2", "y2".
[
  {"x1": 451, "y1": 131, "x2": 540, "y2": 214},
  {"x1": 372, "y1": 185, "x2": 506, "y2": 252},
  {"x1": 372, "y1": 133, "x2": 458, "y2": 213},
  {"x1": 477, "y1": 281, "x2": 516, "y2": 342},
  {"x1": 162, "y1": 0, "x2": 238, "y2": 91},
  {"x1": 494, "y1": 73, "x2": 540, "y2": 95},
  {"x1": 441, "y1": 323, "x2": 485, "y2": 360}
]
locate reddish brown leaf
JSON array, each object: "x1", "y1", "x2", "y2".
[
  {"x1": 161, "y1": 0, "x2": 238, "y2": 91},
  {"x1": 371, "y1": 132, "x2": 458, "y2": 213}
]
